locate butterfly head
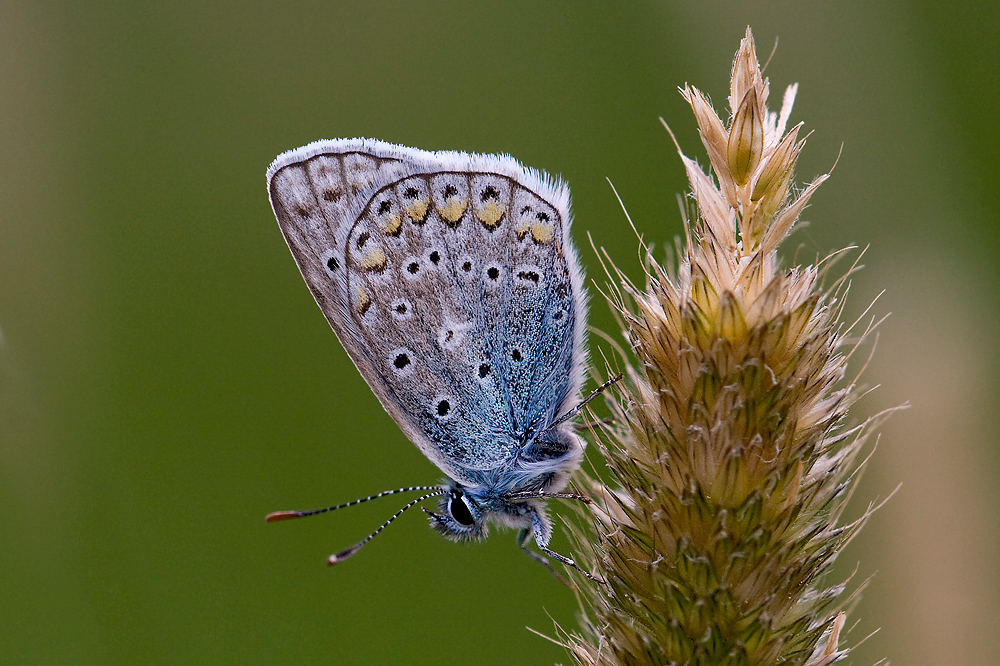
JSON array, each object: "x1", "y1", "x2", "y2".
[{"x1": 424, "y1": 485, "x2": 489, "y2": 541}]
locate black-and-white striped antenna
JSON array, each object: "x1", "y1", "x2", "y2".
[{"x1": 266, "y1": 486, "x2": 445, "y2": 565}]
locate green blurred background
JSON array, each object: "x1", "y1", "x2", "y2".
[{"x1": 2, "y1": 1, "x2": 996, "y2": 664}]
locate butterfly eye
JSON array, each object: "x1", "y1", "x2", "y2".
[{"x1": 448, "y1": 489, "x2": 476, "y2": 527}]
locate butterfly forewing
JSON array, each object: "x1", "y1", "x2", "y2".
[{"x1": 266, "y1": 139, "x2": 586, "y2": 486}]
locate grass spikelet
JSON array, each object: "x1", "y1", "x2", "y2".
[{"x1": 564, "y1": 27, "x2": 883, "y2": 666}]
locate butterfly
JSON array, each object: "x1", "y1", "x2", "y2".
[{"x1": 265, "y1": 138, "x2": 602, "y2": 578}]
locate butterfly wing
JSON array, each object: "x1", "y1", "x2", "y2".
[{"x1": 267, "y1": 139, "x2": 586, "y2": 486}]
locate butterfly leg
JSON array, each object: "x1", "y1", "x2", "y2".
[
  {"x1": 573, "y1": 415, "x2": 616, "y2": 432},
  {"x1": 527, "y1": 510, "x2": 605, "y2": 584},
  {"x1": 516, "y1": 528, "x2": 572, "y2": 586}
]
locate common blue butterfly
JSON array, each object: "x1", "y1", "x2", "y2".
[{"x1": 265, "y1": 139, "x2": 599, "y2": 577}]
